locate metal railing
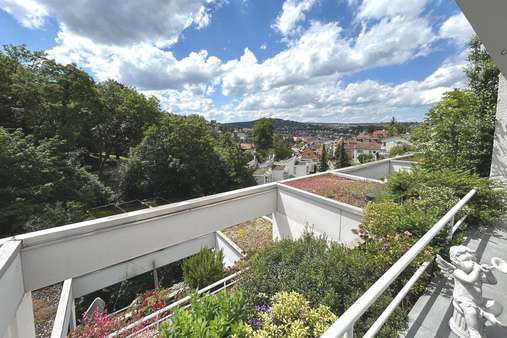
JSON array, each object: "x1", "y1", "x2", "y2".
[
  {"x1": 108, "y1": 270, "x2": 242, "y2": 337},
  {"x1": 321, "y1": 189, "x2": 476, "y2": 338}
]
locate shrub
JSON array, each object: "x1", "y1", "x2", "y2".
[
  {"x1": 389, "y1": 144, "x2": 412, "y2": 157},
  {"x1": 239, "y1": 233, "x2": 411, "y2": 336},
  {"x1": 387, "y1": 167, "x2": 506, "y2": 226},
  {"x1": 247, "y1": 291, "x2": 337, "y2": 337},
  {"x1": 159, "y1": 291, "x2": 249, "y2": 338},
  {"x1": 183, "y1": 247, "x2": 227, "y2": 289}
]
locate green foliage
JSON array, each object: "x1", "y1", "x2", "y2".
[
  {"x1": 252, "y1": 118, "x2": 274, "y2": 150},
  {"x1": 93, "y1": 80, "x2": 162, "y2": 174},
  {"x1": 240, "y1": 233, "x2": 410, "y2": 336},
  {"x1": 388, "y1": 117, "x2": 409, "y2": 136},
  {"x1": 183, "y1": 247, "x2": 227, "y2": 289},
  {"x1": 357, "y1": 153, "x2": 375, "y2": 163},
  {"x1": 248, "y1": 292, "x2": 337, "y2": 338},
  {"x1": 389, "y1": 144, "x2": 412, "y2": 157},
  {"x1": 121, "y1": 115, "x2": 255, "y2": 200},
  {"x1": 0, "y1": 128, "x2": 113, "y2": 236},
  {"x1": 159, "y1": 291, "x2": 249, "y2": 338},
  {"x1": 413, "y1": 90, "x2": 487, "y2": 174},
  {"x1": 334, "y1": 143, "x2": 349, "y2": 168},
  {"x1": 414, "y1": 38, "x2": 499, "y2": 176},
  {"x1": 319, "y1": 145, "x2": 328, "y2": 171},
  {"x1": 273, "y1": 135, "x2": 293, "y2": 160},
  {"x1": 386, "y1": 167, "x2": 506, "y2": 226}
]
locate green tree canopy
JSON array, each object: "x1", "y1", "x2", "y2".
[
  {"x1": 413, "y1": 37, "x2": 499, "y2": 176},
  {"x1": 319, "y1": 145, "x2": 329, "y2": 171},
  {"x1": 273, "y1": 134, "x2": 293, "y2": 160},
  {"x1": 0, "y1": 128, "x2": 113, "y2": 236},
  {"x1": 121, "y1": 115, "x2": 255, "y2": 201},
  {"x1": 252, "y1": 118, "x2": 274, "y2": 150},
  {"x1": 335, "y1": 143, "x2": 349, "y2": 168}
]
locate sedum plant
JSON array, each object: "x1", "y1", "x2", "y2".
[
  {"x1": 247, "y1": 291, "x2": 337, "y2": 338},
  {"x1": 182, "y1": 247, "x2": 227, "y2": 289}
]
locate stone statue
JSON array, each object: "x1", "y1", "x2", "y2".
[{"x1": 436, "y1": 245, "x2": 507, "y2": 338}]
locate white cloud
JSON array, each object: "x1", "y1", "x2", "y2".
[
  {"x1": 273, "y1": 0, "x2": 317, "y2": 37},
  {"x1": 439, "y1": 12, "x2": 475, "y2": 46},
  {"x1": 224, "y1": 53, "x2": 467, "y2": 123},
  {"x1": 48, "y1": 28, "x2": 222, "y2": 90},
  {"x1": 1, "y1": 0, "x2": 212, "y2": 47},
  {"x1": 260, "y1": 43, "x2": 267, "y2": 50},
  {"x1": 222, "y1": 17, "x2": 433, "y2": 95},
  {"x1": 357, "y1": 0, "x2": 427, "y2": 20},
  {"x1": 0, "y1": 0, "x2": 48, "y2": 28}
]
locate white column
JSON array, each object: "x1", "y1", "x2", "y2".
[
  {"x1": 3, "y1": 292, "x2": 36, "y2": 338},
  {"x1": 490, "y1": 74, "x2": 507, "y2": 182}
]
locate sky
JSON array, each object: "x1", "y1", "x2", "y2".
[{"x1": 0, "y1": 0, "x2": 475, "y2": 123}]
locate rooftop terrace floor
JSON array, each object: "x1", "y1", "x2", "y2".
[{"x1": 402, "y1": 222, "x2": 507, "y2": 338}]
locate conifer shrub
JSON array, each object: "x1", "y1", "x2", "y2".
[{"x1": 182, "y1": 247, "x2": 227, "y2": 289}]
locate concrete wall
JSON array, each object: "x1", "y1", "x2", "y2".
[
  {"x1": 491, "y1": 74, "x2": 507, "y2": 183},
  {"x1": 336, "y1": 159, "x2": 391, "y2": 180},
  {"x1": 274, "y1": 185, "x2": 363, "y2": 245},
  {"x1": 389, "y1": 160, "x2": 413, "y2": 173}
]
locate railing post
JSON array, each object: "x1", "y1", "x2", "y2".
[{"x1": 344, "y1": 326, "x2": 353, "y2": 338}]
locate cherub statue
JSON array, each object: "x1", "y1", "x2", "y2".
[{"x1": 437, "y1": 245, "x2": 506, "y2": 338}]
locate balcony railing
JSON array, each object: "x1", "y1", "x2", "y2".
[
  {"x1": 0, "y1": 156, "x2": 416, "y2": 338},
  {"x1": 321, "y1": 189, "x2": 477, "y2": 338}
]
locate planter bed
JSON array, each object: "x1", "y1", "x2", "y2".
[
  {"x1": 223, "y1": 218, "x2": 272, "y2": 253},
  {"x1": 282, "y1": 174, "x2": 384, "y2": 208}
]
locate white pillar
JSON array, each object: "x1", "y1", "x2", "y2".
[
  {"x1": 490, "y1": 74, "x2": 507, "y2": 182},
  {"x1": 3, "y1": 292, "x2": 36, "y2": 338}
]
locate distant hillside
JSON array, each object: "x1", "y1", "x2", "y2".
[
  {"x1": 222, "y1": 118, "x2": 309, "y2": 130},
  {"x1": 222, "y1": 118, "x2": 396, "y2": 131}
]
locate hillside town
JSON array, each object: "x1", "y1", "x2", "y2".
[{"x1": 232, "y1": 120, "x2": 413, "y2": 185}]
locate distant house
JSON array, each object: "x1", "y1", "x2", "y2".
[
  {"x1": 335, "y1": 138, "x2": 382, "y2": 164},
  {"x1": 356, "y1": 129, "x2": 388, "y2": 142},
  {"x1": 382, "y1": 136, "x2": 411, "y2": 153}
]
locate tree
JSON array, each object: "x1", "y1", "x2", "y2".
[
  {"x1": 120, "y1": 115, "x2": 255, "y2": 201},
  {"x1": 335, "y1": 143, "x2": 349, "y2": 168},
  {"x1": 414, "y1": 90, "x2": 484, "y2": 172},
  {"x1": 319, "y1": 144, "x2": 329, "y2": 171},
  {"x1": 93, "y1": 80, "x2": 162, "y2": 175},
  {"x1": 388, "y1": 117, "x2": 408, "y2": 136},
  {"x1": 273, "y1": 135, "x2": 293, "y2": 160},
  {"x1": 0, "y1": 128, "x2": 113, "y2": 236},
  {"x1": 357, "y1": 153, "x2": 375, "y2": 164},
  {"x1": 252, "y1": 118, "x2": 274, "y2": 150},
  {"x1": 413, "y1": 37, "x2": 499, "y2": 176}
]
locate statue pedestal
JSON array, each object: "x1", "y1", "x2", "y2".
[{"x1": 449, "y1": 300, "x2": 485, "y2": 338}]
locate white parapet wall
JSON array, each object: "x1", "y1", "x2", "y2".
[{"x1": 274, "y1": 184, "x2": 363, "y2": 244}]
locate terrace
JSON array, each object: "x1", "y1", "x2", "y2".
[
  {"x1": 1, "y1": 156, "x2": 417, "y2": 338},
  {"x1": 3, "y1": 1, "x2": 507, "y2": 337}
]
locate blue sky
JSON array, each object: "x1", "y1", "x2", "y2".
[{"x1": 0, "y1": 0, "x2": 475, "y2": 122}]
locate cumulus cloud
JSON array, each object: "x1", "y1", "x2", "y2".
[
  {"x1": 226, "y1": 52, "x2": 467, "y2": 122},
  {"x1": 48, "y1": 27, "x2": 222, "y2": 90},
  {"x1": 357, "y1": 0, "x2": 427, "y2": 20},
  {"x1": 222, "y1": 16, "x2": 433, "y2": 95},
  {"x1": 273, "y1": 0, "x2": 317, "y2": 37},
  {"x1": 0, "y1": 0, "x2": 48, "y2": 28},
  {"x1": 439, "y1": 12, "x2": 475, "y2": 45},
  {"x1": 1, "y1": 0, "x2": 212, "y2": 47}
]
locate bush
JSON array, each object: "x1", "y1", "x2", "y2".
[
  {"x1": 239, "y1": 233, "x2": 411, "y2": 336},
  {"x1": 386, "y1": 167, "x2": 506, "y2": 226},
  {"x1": 183, "y1": 247, "x2": 227, "y2": 289},
  {"x1": 389, "y1": 144, "x2": 412, "y2": 157},
  {"x1": 247, "y1": 291, "x2": 337, "y2": 337},
  {"x1": 159, "y1": 291, "x2": 249, "y2": 338}
]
